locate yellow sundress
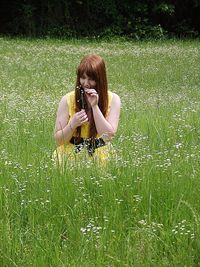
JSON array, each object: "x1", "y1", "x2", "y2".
[{"x1": 52, "y1": 90, "x2": 115, "y2": 167}]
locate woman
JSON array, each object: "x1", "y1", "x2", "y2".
[{"x1": 53, "y1": 54, "x2": 121, "y2": 166}]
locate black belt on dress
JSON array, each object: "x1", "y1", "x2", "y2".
[{"x1": 70, "y1": 137, "x2": 106, "y2": 156}]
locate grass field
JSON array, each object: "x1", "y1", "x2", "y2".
[{"x1": 0, "y1": 37, "x2": 200, "y2": 266}]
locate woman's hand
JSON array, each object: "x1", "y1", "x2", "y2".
[
  {"x1": 70, "y1": 109, "x2": 88, "y2": 129},
  {"x1": 84, "y1": 88, "x2": 99, "y2": 107}
]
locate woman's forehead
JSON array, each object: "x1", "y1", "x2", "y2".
[
  {"x1": 79, "y1": 69, "x2": 96, "y2": 79},
  {"x1": 81, "y1": 72, "x2": 91, "y2": 78}
]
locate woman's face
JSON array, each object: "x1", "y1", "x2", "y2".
[{"x1": 80, "y1": 72, "x2": 96, "y2": 89}]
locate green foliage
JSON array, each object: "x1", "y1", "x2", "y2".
[
  {"x1": 46, "y1": 26, "x2": 75, "y2": 38},
  {"x1": 153, "y1": 2, "x2": 175, "y2": 15},
  {"x1": 1, "y1": 0, "x2": 200, "y2": 39},
  {"x1": 21, "y1": 3, "x2": 36, "y2": 36}
]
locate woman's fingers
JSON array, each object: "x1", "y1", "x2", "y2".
[
  {"x1": 71, "y1": 109, "x2": 88, "y2": 128},
  {"x1": 80, "y1": 114, "x2": 88, "y2": 121},
  {"x1": 84, "y1": 89, "x2": 99, "y2": 106},
  {"x1": 78, "y1": 111, "x2": 88, "y2": 124},
  {"x1": 85, "y1": 89, "x2": 98, "y2": 95},
  {"x1": 81, "y1": 117, "x2": 88, "y2": 124}
]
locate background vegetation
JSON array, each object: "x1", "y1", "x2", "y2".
[
  {"x1": 1, "y1": 0, "x2": 200, "y2": 39},
  {"x1": 0, "y1": 37, "x2": 200, "y2": 266}
]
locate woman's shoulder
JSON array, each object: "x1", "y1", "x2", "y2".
[
  {"x1": 108, "y1": 91, "x2": 121, "y2": 103},
  {"x1": 65, "y1": 90, "x2": 75, "y2": 104},
  {"x1": 65, "y1": 90, "x2": 75, "y2": 98},
  {"x1": 58, "y1": 91, "x2": 74, "y2": 108}
]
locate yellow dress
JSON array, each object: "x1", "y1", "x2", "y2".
[{"x1": 53, "y1": 90, "x2": 115, "y2": 167}]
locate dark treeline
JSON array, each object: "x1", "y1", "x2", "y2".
[{"x1": 1, "y1": 0, "x2": 200, "y2": 39}]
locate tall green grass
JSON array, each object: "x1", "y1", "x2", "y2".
[{"x1": 0, "y1": 37, "x2": 200, "y2": 266}]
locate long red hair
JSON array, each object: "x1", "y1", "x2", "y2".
[{"x1": 75, "y1": 54, "x2": 108, "y2": 138}]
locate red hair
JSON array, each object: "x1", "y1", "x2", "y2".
[{"x1": 75, "y1": 54, "x2": 108, "y2": 138}]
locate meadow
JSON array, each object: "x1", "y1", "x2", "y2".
[{"x1": 0, "y1": 37, "x2": 200, "y2": 266}]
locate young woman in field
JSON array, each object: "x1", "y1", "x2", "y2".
[{"x1": 53, "y1": 54, "x2": 121, "y2": 166}]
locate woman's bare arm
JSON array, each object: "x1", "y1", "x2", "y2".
[
  {"x1": 92, "y1": 93, "x2": 121, "y2": 139},
  {"x1": 54, "y1": 96, "x2": 74, "y2": 146},
  {"x1": 54, "y1": 95, "x2": 88, "y2": 146}
]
